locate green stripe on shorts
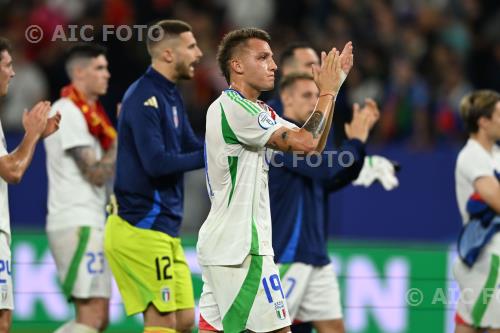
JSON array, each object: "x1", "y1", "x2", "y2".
[
  {"x1": 62, "y1": 226, "x2": 91, "y2": 299},
  {"x1": 222, "y1": 255, "x2": 263, "y2": 333},
  {"x1": 471, "y1": 254, "x2": 500, "y2": 327}
]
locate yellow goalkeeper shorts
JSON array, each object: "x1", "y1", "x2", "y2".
[{"x1": 104, "y1": 214, "x2": 194, "y2": 316}]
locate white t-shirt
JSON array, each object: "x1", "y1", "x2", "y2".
[
  {"x1": 455, "y1": 138, "x2": 500, "y2": 224},
  {"x1": 44, "y1": 98, "x2": 106, "y2": 231},
  {"x1": 197, "y1": 90, "x2": 296, "y2": 266},
  {"x1": 0, "y1": 122, "x2": 11, "y2": 242}
]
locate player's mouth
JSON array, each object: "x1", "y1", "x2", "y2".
[{"x1": 189, "y1": 60, "x2": 200, "y2": 71}]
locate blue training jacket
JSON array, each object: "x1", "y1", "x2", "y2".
[
  {"x1": 269, "y1": 116, "x2": 366, "y2": 265},
  {"x1": 114, "y1": 66, "x2": 204, "y2": 237}
]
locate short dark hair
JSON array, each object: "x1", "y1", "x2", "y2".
[
  {"x1": 279, "y1": 42, "x2": 314, "y2": 69},
  {"x1": 65, "y1": 43, "x2": 107, "y2": 77},
  {"x1": 216, "y1": 28, "x2": 271, "y2": 84},
  {"x1": 146, "y1": 19, "x2": 192, "y2": 57},
  {"x1": 279, "y1": 72, "x2": 314, "y2": 92},
  {"x1": 0, "y1": 37, "x2": 12, "y2": 62},
  {"x1": 460, "y1": 90, "x2": 500, "y2": 134},
  {"x1": 66, "y1": 43, "x2": 107, "y2": 63}
]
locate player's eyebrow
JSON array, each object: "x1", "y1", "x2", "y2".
[{"x1": 257, "y1": 51, "x2": 273, "y2": 58}]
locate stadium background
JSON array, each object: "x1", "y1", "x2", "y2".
[{"x1": 1, "y1": 0, "x2": 499, "y2": 332}]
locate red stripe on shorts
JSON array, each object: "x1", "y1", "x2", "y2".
[{"x1": 199, "y1": 314, "x2": 218, "y2": 331}]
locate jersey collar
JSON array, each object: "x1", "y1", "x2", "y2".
[{"x1": 146, "y1": 66, "x2": 176, "y2": 91}]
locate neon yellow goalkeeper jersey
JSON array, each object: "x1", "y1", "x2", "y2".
[{"x1": 197, "y1": 89, "x2": 296, "y2": 266}]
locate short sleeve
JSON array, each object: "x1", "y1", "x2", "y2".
[
  {"x1": 458, "y1": 144, "x2": 495, "y2": 184},
  {"x1": 275, "y1": 114, "x2": 299, "y2": 130},
  {"x1": 54, "y1": 99, "x2": 94, "y2": 151},
  {"x1": 222, "y1": 92, "x2": 283, "y2": 148},
  {"x1": 0, "y1": 125, "x2": 7, "y2": 157}
]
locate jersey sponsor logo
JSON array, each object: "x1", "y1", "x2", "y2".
[
  {"x1": 258, "y1": 111, "x2": 276, "y2": 130},
  {"x1": 172, "y1": 106, "x2": 179, "y2": 128},
  {"x1": 274, "y1": 300, "x2": 287, "y2": 320},
  {"x1": 144, "y1": 96, "x2": 159, "y2": 109},
  {"x1": 161, "y1": 286, "x2": 171, "y2": 302}
]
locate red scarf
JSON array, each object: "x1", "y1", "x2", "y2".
[{"x1": 61, "y1": 84, "x2": 116, "y2": 150}]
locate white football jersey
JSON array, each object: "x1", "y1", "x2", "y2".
[
  {"x1": 44, "y1": 98, "x2": 106, "y2": 231},
  {"x1": 197, "y1": 89, "x2": 296, "y2": 265},
  {"x1": 455, "y1": 138, "x2": 500, "y2": 224},
  {"x1": 0, "y1": 121, "x2": 10, "y2": 242}
]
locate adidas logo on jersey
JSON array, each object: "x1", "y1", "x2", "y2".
[{"x1": 144, "y1": 96, "x2": 158, "y2": 109}]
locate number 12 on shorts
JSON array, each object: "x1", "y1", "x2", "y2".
[
  {"x1": 262, "y1": 274, "x2": 285, "y2": 303},
  {"x1": 155, "y1": 256, "x2": 172, "y2": 281}
]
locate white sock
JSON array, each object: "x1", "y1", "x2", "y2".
[
  {"x1": 73, "y1": 323, "x2": 98, "y2": 333},
  {"x1": 54, "y1": 321, "x2": 74, "y2": 333},
  {"x1": 53, "y1": 321, "x2": 98, "y2": 333}
]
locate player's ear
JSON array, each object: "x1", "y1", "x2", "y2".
[
  {"x1": 230, "y1": 58, "x2": 243, "y2": 75},
  {"x1": 281, "y1": 90, "x2": 292, "y2": 108},
  {"x1": 161, "y1": 47, "x2": 175, "y2": 63},
  {"x1": 478, "y1": 116, "x2": 489, "y2": 131},
  {"x1": 72, "y1": 64, "x2": 85, "y2": 81}
]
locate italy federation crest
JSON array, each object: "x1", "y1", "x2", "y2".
[
  {"x1": 172, "y1": 106, "x2": 179, "y2": 128},
  {"x1": 274, "y1": 301, "x2": 287, "y2": 320},
  {"x1": 1, "y1": 284, "x2": 8, "y2": 303},
  {"x1": 161, "y1": 287, "x2": 171, "y2": 303}
]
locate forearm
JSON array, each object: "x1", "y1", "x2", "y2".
[
  {"x1": 324, "y1": 139, "x2": 366, "y2": 192},
  {"x1": 0, "y1": 132, "x2": 40, "y2": 184},
  {"x1": 301, "y1": 94, "x2": 335, "y2": 152},
  {"x1": 86, "y1": 143, "x2": 117, "y2": 186},
  {"x1": 315, "y1": 96, "x2": 336, "y2": 152},
  {"x1": 143, "y1": 149, "x2": 204, "y2": 178},
  {"x1": 277, "y1": 138, "x2": 364, "y2": 182},
  {"x1": 68, "y1": 142, "x2": 116, "y2": 187}
]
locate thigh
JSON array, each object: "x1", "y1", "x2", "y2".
[
  {"x1": 199, "y1": 271, "x2": 222, "y2": 331},
  {"x1": 0, "y1": 233, "x2": 13, "y2": 311},
  {"x1": 172, "y1": 241, "x2": 194, "y2": 311},
  {"x1": 454, "y1": 254, "x2": 500, "y2": 329},
  {"x1": 104, "y1": 215, "x2": 179, "y2": 316},
  {"x1": 48, "y1": 227, "x2": 111, "y2": 300},
  {"x1": 205, "y1": 255, "x2": 291, "y2": 333},
  {"x1": 0, "y1": 309, "x2": 12, "y2": 332},
  {"x1": 296, "y1": 263, "x2": 342, "y2": 322},
  {"x1": 313, "y1": 319, "x2": 345, "y2": 333},
  {"x1": 278, "y1": 262, "x2": 313, "y2": 321}
]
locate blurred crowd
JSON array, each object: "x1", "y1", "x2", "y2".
[{"x1": 0, "y1": 0, "x2": 499, "y2": 149}]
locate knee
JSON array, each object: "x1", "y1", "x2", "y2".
[
  {"x1": 0, "y1": 312, "x2": 11, "y2": 333},
  {"x1": 176, "y1": 316, "x2": 195, "y2": 333},
  {"x1": 0, "y1": 321, "x2": 10, "y2": 333},
  {"x1": 76, "y1": 302, "x2": 109, "y2": 332},
  {"x1": 97, "y1": 312, "x2": 109, "y2": 332}
]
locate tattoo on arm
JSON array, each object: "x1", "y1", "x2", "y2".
[
  {"x1": 303, "y1": 111, "x2": 326, "y2": 139},
  {"x1": 68, "y1": 144, "x2": 116, "y2": 187},
  {"x1": 281, "y1": 131, "x2": 289, "y2": 142}
]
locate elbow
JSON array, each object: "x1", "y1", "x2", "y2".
[
  {"x1": 5, "y1": 170, "x2": 22, "y2": 184},
  {"x1": 298, "y1": 140, "x2": 319, "y2": 154},
  {"x1": 295, "y1": 131, "x2": 321, "y2": 154},
  {"x1": 91, "y1": 179, "x2": 106, "y2": 187},
  {"x1": 144, "y1": 163, "x2": 168, "y2": 178},
  {"x1": 83, "y1": 172, "x2": 108, "y2": 187}
]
